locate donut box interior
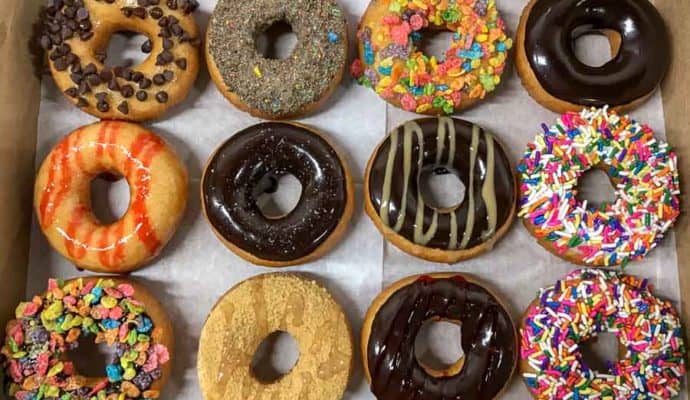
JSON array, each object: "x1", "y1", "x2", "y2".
[{"x1": 1, "y1": 0, "x2": 689, "y2": 398}]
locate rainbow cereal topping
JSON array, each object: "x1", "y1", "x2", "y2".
[
  {"x1": 1, "y1": 279, "x2": 169, "y2": 400},
  {"x1": 517, "y1": 107, "x2": 680, "y2": 267},
  {"x1": 521, "y1": 269, "x2": 686, "y2": 399},
  {"x1": 352, "y1": 0, "x2": 512, "y2": 114}
]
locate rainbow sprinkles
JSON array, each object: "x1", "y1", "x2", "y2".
[
  {"x1": 1, "y1": 278, "x2": 169, "y2": 400},
  {"x1": 352, "y1": 0, "x2": 512, "y2": 114},
  {"x1": 517, "y1": 107, "x2": 680, "y2": 267}
]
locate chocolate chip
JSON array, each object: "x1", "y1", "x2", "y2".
[
  {"x1": 99, "y1": 69, "x2": 113, "y2": 81},
  {"x1": 60, "y1": 26, "x2": 73, "y2": 40},
  {"x1": 78, "y1": 80, "x2": 91, "y2": 94},
  {"x1": 108, "y1": 79, "x2": 120, "y2": 91},
  {"x1": 83, "y1": 63, "x2": 97, "y2": 75},
  {"x1": 64, "y1": 87, "x2": 78, "y2": 97},
  {"x1": 121, "y1": 68, "x2": 133, "y2": 81},
  {"x1": 40, "y1": 35, "x2": 52, "y2": 50},
  {"x1": 87, "y1": 74, "x2": 101, "y2": 86},
  {"x1": 139, "y1": 78, "x2": 152, "y2": 89},
  {"x1": 162, "y1": 38, "x2": 173, "y2": 50},
  {"x1": 141, "y1": 39, "x2": 153, "y2": 53},
  {"x1": 94, "y1": 50, "x2": 107, "y2": 63},
  {"x1": 158, "y1": 28, "x2": 171, "y2": 38},
  {"x1": 54, "y1": 58, "x2": 69, "y2": 71},
  {"x1": 156, "y1": 50, "x2": 173, "y2": 65},
  {"x1": 66, "y1": 19, "x2": 79, "y2": 30},
  {"x1": 132, "y1": 7, "x2": 147, "y2": 18},
  {"x1": 153, "y1": 74, "x2": 166, "y2": 85},
  {"x1": 80, "y1": 31, "x2": 94, "y2": 41},
  {"x1": 49, "y1": 50, "x2": 62, "y2": 61},
  {"x1": 166, "y1": 0, "x2": 178, "y2": 10},
  {"x1": 170, "y1": 24, "x2": 182, "y2": 36},
  {"x1": 131, "y1": 71, "x2": 144, "y2": 82},
  {"x1": 117, "y1": 101, "x2": 129, "y2": 114},
  {"x1": 121, "y1": 84, "x2": 134, "y2": 98},
  {"x1": 136, "y1": 90, "x2": 148, "y2": 101},
  {"x1": 50, "y1": 33, "x2": 63, "y2": 46},
  {"x1": 155, "y1": 91, "x2": 168, "y2": 103},
  {"x1": 78, "y1": 19, "x2": 91, "y2": 31},
  {"x1": 122, "y1": 8, "x2": 133, "y2": 17},
  {"x1": 95, "y1": 92, "x2": 108, "y2": 102},
  {"x1": 63, "y1": 6, "x2": 76, "y2": 18},
  {"x1": 70, "y1": 72, "x2": 83, "y2": 84},
  {"x1": 137, "y1": 0, "x2": 150, "y2": 6},
  {"x1": 174, "y1": 58, "x2": 187, "y2": 70},
  {"x1": 75, "y1": 7, "x2": 89, "y2": 20},
  {"x1": 97, "y1": 101, "x2": 110, "y2": 112},
  {"x1": 149, "y1": 7, "x2": 163, "y2": 19},
  {"x1": 163, "y1": 69, "x2": 174, "y2": 81},
  {"x1": 167, "y1": 15, "x2": 179, "y2": 25},
  {"x1": 113, "y1": 66, "x2": 124, "y2": 77},
  {"x1": 65, "y1": 53, "x2": 79, "y2": 65},
  {"x1": 76, "y1": 97, "x2": 88, "y2": 107}
]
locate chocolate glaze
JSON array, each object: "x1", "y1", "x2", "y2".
[
  {"x1": 202, "y1": 122, "x2": 348, "y2": 262},
  {"x1": 368, "y1": 118, "x2": 515, "y2": 250},
  {"x1": 367, "y1": 275, "x2": 517, "y2": 400},
  {"x1": 524, "y1": 0, "x2": 670, "y2": 107}
]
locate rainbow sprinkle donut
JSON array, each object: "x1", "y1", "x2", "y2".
[
  {"x1": 517, "y1": 107, "x2": 680, "y2": 267},
  {"x1": 1, "y1": 278, "x2": 172, "y2": 400},
  {"x1": 352, "y1": 0, "x2": 512, "y2": 115},
  {"x1": 520, "y1": 269, "x2": 687, "y2": 400}
]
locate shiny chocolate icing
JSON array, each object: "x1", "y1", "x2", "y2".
[
  {"x1": 524, "y1": 0, "x2": 670, "y2": 107},
  {"x1": 366, "y1": 275, "x2": 517, "y2": 400},
  {"x1": 367, "y1": 118, "x2": 515, "y2": 251},
  {"x1": 202, "y1": 122, "x2": 348, "y2": 262}
]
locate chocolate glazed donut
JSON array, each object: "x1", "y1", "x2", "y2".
[
  {"x1": 365, "y1": 118, "x2": 516, "y2": 263},
  {"x1": 516, "y1": 0, "x2": 670, "y2": 113},
  {"x1": 201, "y1": 122, "x2": 354, "y2": 267},
  {"x1": 362, "y1": 273, "x2": 518, "y2": 400}
]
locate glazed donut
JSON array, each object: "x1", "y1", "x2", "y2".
[
  {"x1": 515, "y1": 0, "x2": 670, "y2": 114},
  {"x1": 362, "y1": 273, "x2": 518, "y2": 399},
  {"x1": 365, "y1": 117, "x2": 516, "y2": 263},
  {"x1": 34, "y1": 121, "x2": 188, "y2": 273},
  {"x1": 205, "y1": 0, "x2": 348, "y2": 119},
  {"x1": 517, "y1": 107, "x2": 680, "y2": 267},
  {"x1": 352, "y1": 0, "x2": 512, "y2": 115},
  {"x1": 520, "y1": 269, "x2": 687, "y2": 399},
  {"x1": 38, "y1": 0, "x2": 201, "y2": 121},
  {"x1": 197, "y1": 273, "x2": 353, "y2": 400},
  {"x1": 1, "y1": 277, "x2": 174, "y2": 400},
  {"x1": 201, "y1": 122, "x2": 353, "y2": 267}
]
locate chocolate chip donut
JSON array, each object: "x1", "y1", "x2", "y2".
[
  {"x1": 515, "y1": 0, "x2": 670, "y2": 113},
  {"x1": 362, "y1": 273, "x2": 518, "y2": 400},
  {"x1": 39, "y1": 0, "x2": 201, "y2": 121},
  {"x1": 364, "y1": 117, "x2": 517, "y2": 263},
  {"x1": 201, "y1": 122, "x2": 354, "y2": 267},
  {"x1": 205, "y1": 0, "x2": 348, "y2": 119}
]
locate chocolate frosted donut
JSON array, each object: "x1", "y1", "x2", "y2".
[
  {"x1": 362, "y1": 273, "x2": 518, "y2": 400},
  {"x1": 205, "y1": 0, "x2": 348, "y2": 119},
  {"x1": 201, "y1": 122, "x2": 353, "y2": 267},
  {"x1": 516, "y1": 0, "x2": 670, "y2": 113},
  {"x1": 365, "y1": 117, "x2": 517, "y2": 263}
]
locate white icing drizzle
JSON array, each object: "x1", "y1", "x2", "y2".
[
  {"x1": 379, "y1": 129, "x2": 398, "y2": 227},
  {"x1": 459, "y1": 125, "x2": 480, "y2": 249},
  {"x1": 480, "y1": 132, "x2": 497, "y2": 240},
  {"x1": 449, "y1": 211, "x2": 458, "y2": 249}
]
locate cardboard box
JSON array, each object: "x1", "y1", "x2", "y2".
[{"x1": 0, "y1": 0, "x2": 688, "y2": 397}]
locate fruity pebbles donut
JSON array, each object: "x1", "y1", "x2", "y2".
[
  {"x1": 1, "y1": 278, "x2": 174, "y2": 400},
  {"x1": 517, "y1": 107, "x2": 680, "y2": 267},
  {"x1": 352, "y1": 0, "x2": 512, "y2": 115},
  {"x1": 521, "y1": 269, "x2": 687, "y2": 399}
]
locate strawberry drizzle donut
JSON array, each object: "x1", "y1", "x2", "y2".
[
  {"x1": 520, "y1": 269, "x2": 687, "y2": 399},
  {"x1": 34, "y1": 121, "x2": 188, "y2": 273},
  {"x1": 38, "y1": 0, "x2": 201, "y2": 121},
  {"x1": 517, "y1": 107, "x2": 680, "y2": 267}
]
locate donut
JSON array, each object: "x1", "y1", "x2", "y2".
[
  {"x1": 520, "y1": 269, "x2": 687, "y2": 399},
  {"x1": 517, "y1": 107, "x2": 680, "y2": 267},
  {"x1": 364, "y1": 117, "x2": 517, "y2": 263},
  {"x1": 352, "y1": 0, "x2": 512, "y2": 115},
  {"x1": 205, "y1": 0, "x2": 348, "y2": 119},
  {"x1": 197, "y1": 273, "x2": 353, "y2": 400},
  {"x1": 38, "y1": 0, "x2": 201, "y2": 121},
  {"x1": 34, "y1": 121, "x2": 188, "y2": 273},
  {"x1": 361, "y1": 273, "x2": 518, "y2": 399},
  {"x1": 515, "y1": 0, "x2": 670, "y2": 114},
  {"x1": 201, "y1": 122, "x2": 353, "y2": 267},
  {"x1": 1, "y1": 277, "x2": 174, "y2": 400}
]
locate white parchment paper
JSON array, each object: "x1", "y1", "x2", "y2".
[{"x1": 27, "y1": 0, "x2": 685, "y2": 398}]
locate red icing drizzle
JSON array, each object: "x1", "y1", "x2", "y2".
[{"x1": 39, "y1": 134, "x2": 73, "y2": 227}]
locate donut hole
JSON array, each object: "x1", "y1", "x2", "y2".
[
  {"x1": 416, "y1": 29, "x2": 456, "y2": 61},
  {"x1": 575, "y1": 169, "x2": 616, "y2": 209},
  {"x1": 579, "y1": 332, "x2": 620, "y2": 373},
  {"x1": 255, "y1": 21, "x2": 298, "y2": 60},
  {"x1": 103, "y1": 31, "x2": 151, "y2": 68},
  {"x1": 419, "y1": 166, "x2": 466, "y2": 210},
  {"x1": 69, "y1": 335, "x2": 117, "y2": 378},
  {"x1": 255, "y1": 173, "x2": 303, "y2": 219},
  {"x1": 250, "y1": 331, "x2": 300, "y2": 383},
  {"x1": 571, "y1": 28, "x2": 622, "y2": 67},
  {"x1": 414, "y1": 319, "x2": 465, "y2": 377},
  {"x1": 90, "y1": 173, "x2": 130, "y2": 224}
]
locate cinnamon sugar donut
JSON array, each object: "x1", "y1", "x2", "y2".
[
  {"x1": 34, "y1": 121, "x2": 188, "y2": 273},
  {"x1": 38, "y1": 0, "x2": 201, "y2": 121}
]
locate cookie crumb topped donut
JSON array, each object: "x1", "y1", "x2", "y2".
[
  {"x1": 1, "y1": 277, "x2": 173, "y2": 400},
  {"x1": 197, "y1": 273, "x2": 353, "y2": 400},
  {"x1": 521, "y1": 269, "x2": 687, "y2": 399},
  {"x1": 206, "y1": 0, "x2": 348, "y2": 119},
  {"x1": 39, "y1": 0, "x2": 201, "y2": 121},
  {"x1": 353, "y1": 0, "x2": 512, "y2": 114},
  {"x1": 517, "y1": 107, "x2": 680, "y2": 267}
]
